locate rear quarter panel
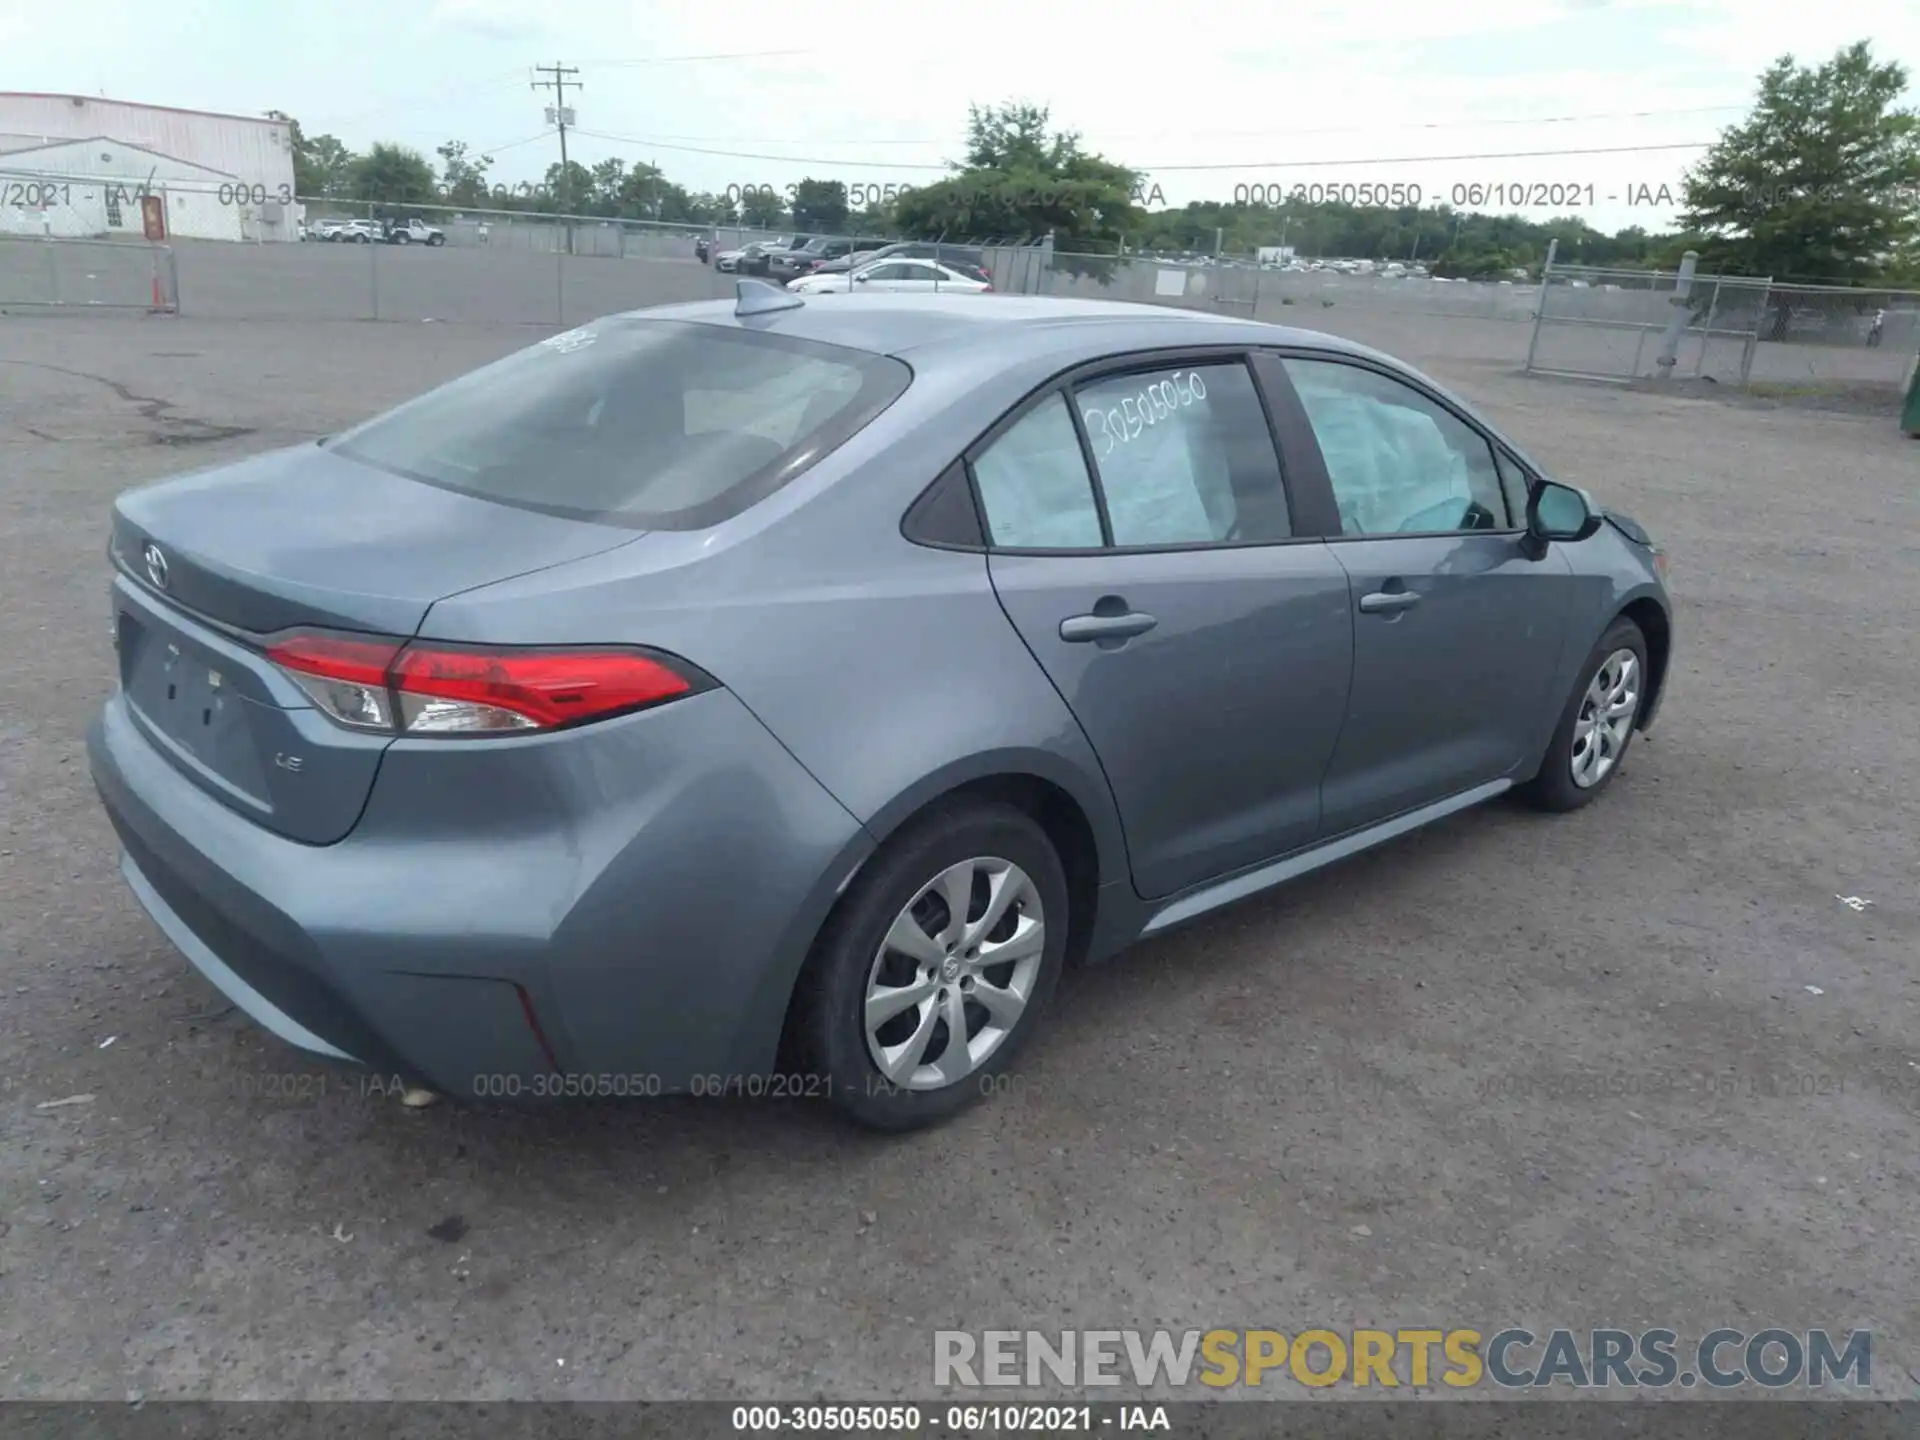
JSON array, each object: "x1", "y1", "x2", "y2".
[{"x1": 417, "y1": 343, "x2": 1146, "y2": 1035}]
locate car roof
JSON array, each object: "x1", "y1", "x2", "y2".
[{"x1": 615, "y1": 292, "x2": 1391, "y2": 366}]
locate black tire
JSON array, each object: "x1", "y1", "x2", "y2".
[
  {"x1": 796, "y1": 800, "x2": 1070, "y2": 1132},
  {"x1": 1519, "y1": 615, "x2": 1649, "y2": 812}
]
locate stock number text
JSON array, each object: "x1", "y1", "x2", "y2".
[
  {"x1": 216, "y1": 182, "x2": 296, "y2": 207},
  {"x1": 731, "y1": 1405, "x2": 921, "y2": 1431}
]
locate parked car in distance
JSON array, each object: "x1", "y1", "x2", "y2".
[
  {"x1": 790, "y1": 258, "x2": 993, "y2": 295},
  {"x1": 309, "y1": 219, "x2": 347, "y2": 242},
  {"x1": 715, "y1": 244, "x2": 765, "y2": 274},
  {"x1": 385, "y1": 218, "x2": 446, "y2": 247},
  {"x1": 803, "y1": 249, "x2": 884, "y2": 278},
  {"x1": 334, "y1": 220, "x2": 383, "y2": 244},
  {"x1": 738, "y1": 237, "x2": 812, "y2": 277},
  {"x1": 89, "y1": 286, "x2": 1672, "y2": 1134},
  {"x1": 856, "y1": 241, "x2": 990, "y2": 275},
  {"x1": 768, "y1": 236, "x2": 882, "y2": 281}
]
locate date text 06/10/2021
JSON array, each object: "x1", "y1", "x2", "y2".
[{"x1": 1228, "y1": 181, "x2": 1684, "y2": 208}]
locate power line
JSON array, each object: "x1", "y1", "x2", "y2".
[
  {"x1": 568, "y1": 130, "x2": 1715, "y2": 172},
  {"x1": 595, "y1": 48, "x2": 813, "y2": 67},
  {"x1": 302, "y1": 69, "x2": 530, "y2": 129},
  {"x1": 590, "y1": 103, "x2": 1750, "y2": 150},
  {"x1": 471, "y1": 128, "x2": 558, "y2": 157},
  {"x1": 1141, "y1": 140, "x2": 1715, "y2": 173}
]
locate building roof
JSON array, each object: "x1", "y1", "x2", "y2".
[
  {"x1": 0, "y1": 135, "x2": 238, "y2": 179},
  {"x1": 0, "y1": 93, "x2": 290, "y2": 129}
]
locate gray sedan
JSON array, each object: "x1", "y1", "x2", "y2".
[{"x1": 88, "y1": 282, "x2": 1672, "y2": 1131}]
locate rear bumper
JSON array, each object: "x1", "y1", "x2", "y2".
[{"x1": 89, "y1": 686, "x2": 873, "y2": 1099}]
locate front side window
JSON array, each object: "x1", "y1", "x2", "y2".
[
  {"x1": 330, "y1": 319, "x2": 910, "y2": 529},
  {"x1": 1281, "y1": 359, "x2": 1510, "y2": 536},
  {"x1": 971, "y1": 393, "x2": 1105, "y2": 550},
  {"x1": 1074, "y1": 362, "x2": 1291, "y2": 546}
]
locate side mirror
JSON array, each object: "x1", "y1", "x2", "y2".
[
  {"x1": 853, "y1": 273, "x2": 869, "y2": 283},
  {"x1": 1523, "y1": 480, "x2": 1602, "y2": 558}
]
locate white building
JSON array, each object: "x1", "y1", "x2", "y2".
[
  {"x1": 0, "y1": 138, "x2": 247, "y2": 240},
  {"x1": 0, "y1": 93, "x2": 298, "y2": 241}
]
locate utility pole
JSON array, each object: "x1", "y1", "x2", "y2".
[{"x1": 531, "y1": 61, "x2": 580, "y2": 251}]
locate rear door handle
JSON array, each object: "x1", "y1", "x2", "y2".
[
  {"x1": 1059, "y1": 611, "x2": 1158, "y2": 643},
  {"x1": 1358, "y1": 589, "x2": 1422, "y2": 614}
]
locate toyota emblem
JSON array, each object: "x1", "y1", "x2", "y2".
[{"x1": 142, "y1": 541, "x2": 169, "y2": 591}]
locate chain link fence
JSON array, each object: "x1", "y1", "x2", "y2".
[
  {"x1": 1748, "y1": 282, "x2": 1920, "y2": 389},
  {"x1": 10, "y1": 173, "x2": 1919, "y2": 403},
  {"x1": 0, "y1": 235, "x2": 176, "y2": 311},
  {"x1": 1523, "y1": 257, "x2": 1919, "y2": 392}
]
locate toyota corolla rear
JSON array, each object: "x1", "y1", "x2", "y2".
[{"x1": 87, "y1": 316, "x2": 911, "y2": 1097}]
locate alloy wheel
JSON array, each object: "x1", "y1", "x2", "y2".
[
  {"x1": 863, "y1": 856, "x2": 1045, "y2": 1091},
  {"x1": 1571, "y1": 648, "x2": 1640, "y2": 788}
]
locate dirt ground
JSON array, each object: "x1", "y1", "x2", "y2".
[{"x1": 1, "y1": 311, "x2": 1916, "y2": 1402}]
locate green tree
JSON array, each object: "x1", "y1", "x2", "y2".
[
  {"x1": 1680, "y1": 40, "x2": 1920, "y2": 282},
  {"x1": 588, "y1": 158, "x2": 627, "y2": 215},
  {"x1": 790, "y1": 178, "x2": 850, "y2": 234},
  {"x1": 687, "y1": 190, "x2": 740, "y2": 226},
  {"x1": 739, "y1": 188, "x2": 787, "y2": 229},
  {"x1": 893, "y1": 103, "x2": 1143, "y2": 271},
  {"x1": 351, "y1": 143, "x2": 438, "y2": 209},
  {"x1": 612, "y1": 162, "x2": 690, "y2": 220},
  {"x1": 543, "y1": 159, "x2": 594, "y2": 215},
  {"x1": 267, "y1": 112, "x2": 355, "y2": 197},
  {"x1": 436, "y1": 140, "x2": 494, "y2": 208}
]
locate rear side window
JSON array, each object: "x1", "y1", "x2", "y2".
[
  {"x1": 330, "y1": 319, "x2": 910, "y2": 529},
  {"x1": 971, "y1": 393, "x2": 1105, "y2": 549},
  {"x1": 1073, "y1": 363, "x2": 1290, "y2": 546}
]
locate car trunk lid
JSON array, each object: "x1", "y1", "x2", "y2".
[{"x1": 110, "y1": 442, "x2": 641, "y2": 843}]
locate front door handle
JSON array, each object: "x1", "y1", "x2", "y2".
[
  {"x1": 1059, "y1": 611, "x2": 1157, "y2": 643},
  {"x1": 1358, "y1": 589, "x2": 1422, "y2": 615}
]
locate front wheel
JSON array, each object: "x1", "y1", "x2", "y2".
[
  {"x1": 1519, "y1": 616, "x2": 1648, "y2": 812},
  {"x1": 796, "y1": 801, "x2": 1069, "y2": 1131}
]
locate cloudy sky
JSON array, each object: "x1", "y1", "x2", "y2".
[{"x1": 6, "y1": 0, "x2": 1916, "y2": 232}]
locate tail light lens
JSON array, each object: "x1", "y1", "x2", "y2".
[{"x1": 266, "y1": 631, "x2": 704, "y2": 737}]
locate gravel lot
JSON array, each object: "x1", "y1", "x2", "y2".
[{"x1": 2, "y1": 308, "x2": 1917, "y2": 1402}]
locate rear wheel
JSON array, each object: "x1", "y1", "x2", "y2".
[
  {"x1": 1519, "y1": 616, "x2": 1648, "y2": 812},
  {"x1": 798, "y1": 801, "x2": 1068, "y2": 1131}
]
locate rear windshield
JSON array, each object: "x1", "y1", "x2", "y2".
[{"x1": 329, "y1": 319, "x2": 911, "y2": 529}]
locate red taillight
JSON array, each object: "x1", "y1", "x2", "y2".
[
  {"x1": 392, "y1": 643, "x2": 692, "y2": 732},
  {"x1": 266, "y1": 630, "x2": 699, "y2": 737}
]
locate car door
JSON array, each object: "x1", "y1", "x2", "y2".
[
  {"x1": 853, "y1": 262, "x2": 916, "y2": 292},
  {"x1": 976, "y1": 354, "x2": 1355, "y2": 901},
  {"x1": 1259, "y1": 352, "x2": 1576, "y2": 836}
]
